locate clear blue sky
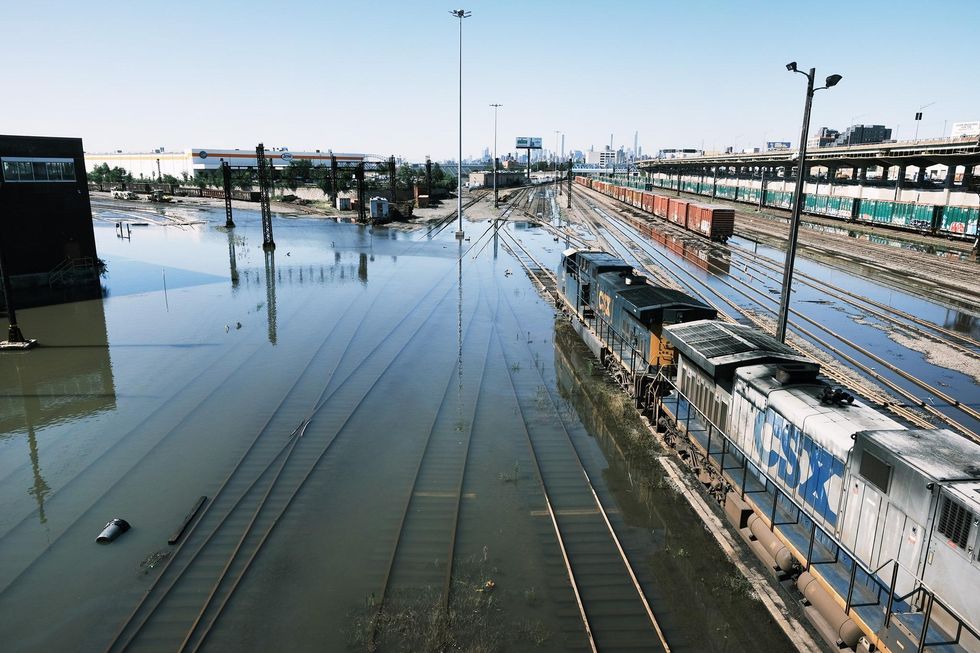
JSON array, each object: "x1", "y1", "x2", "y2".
[{"x1": 5, "y1": 0, "x2": 977, "y2": 161}]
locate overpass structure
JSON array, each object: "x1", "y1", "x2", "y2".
[{"x1": 636, "y1": 137, "x2": 980, "y2": 192}]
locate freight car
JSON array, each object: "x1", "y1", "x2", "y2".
[
  {"x1": 638, "y1": 174, "x2": 979, "y2": 240},
  {"x1": 575, "y1": 176, "x2": 736, "y2": 242},
  {"x1": 557, "y1": 245, "x2": 980, "y2": 652}
]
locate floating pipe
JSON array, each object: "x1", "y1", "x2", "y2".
[{"x1": 96, "y1": 518, "x2": 130, "y2": 544}]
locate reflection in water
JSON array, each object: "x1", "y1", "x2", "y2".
[
  {"x1": 236, "y1": 257, "x2": 371, "y2": 291},
  {"x1": 0, "y1": 299, "x2": 116, "y2": 525},
  {"x1": 456, "y1": 240, "x2": 464, "y2": 432},
  {"x1": 26, "y1": 422, "x2": 49, "y2": 524},
  {"x1": 227, "y1": 230, "x2": 239, "y2": 288},
  {"x1": 264, "y1": 250, "x2": 277, "y2": 345},
  {"x1": 945, "y1": 309, "x2": 980, "y2": 339}
]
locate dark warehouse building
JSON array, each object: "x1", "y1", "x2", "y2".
[{"x1": 0, "y1": 134, "x2": 99, "y2": 288}]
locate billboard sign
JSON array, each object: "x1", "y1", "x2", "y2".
[
  {"x1": 516, "y1": 137, "x2": 543, "y2": 149},
  {"x1": 951, "y1": 121, "x2": 980, "y2": 138},
  {"x1": 767, "y1": 141, "x2": 791, "y2": 151}
]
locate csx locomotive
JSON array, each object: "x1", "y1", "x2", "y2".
[{"x1": 558, "y1": 248, "x2": 980, "y2": 652}]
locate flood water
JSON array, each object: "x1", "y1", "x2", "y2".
[{"x1": 0, "y1": 201, "x2": 793, "y2": 651}]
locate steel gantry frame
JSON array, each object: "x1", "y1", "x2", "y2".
[{"x1": 256, "y1": 143, "x2": 275, "y2": 251}]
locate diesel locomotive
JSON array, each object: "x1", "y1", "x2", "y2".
[{"x1": 558, "y1": 248, "x2": 980, "y2": 652}]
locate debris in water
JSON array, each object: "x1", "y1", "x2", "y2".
[{"x1": 96, "y1": 518, "x2": 130, "y2": 544}]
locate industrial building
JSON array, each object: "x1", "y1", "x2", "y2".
[
  {"x1": 810, "y1": 124, "x2": 893, "y2": 148},
  {"x1": 0, "y1": 135, "x2": 99, "y2": 287},
  {"x1": 84, "y1": 148, "x2": 366, "y2": 179},
  {"x1": 467, "y1": 170, "x2": 525, "y2": 188}
]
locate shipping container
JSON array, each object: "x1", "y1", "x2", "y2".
[
  {"x1": 641, "y1": 191, "x2": 655, "y2": 213},
  {"x1": 667, "y1": 198, "x2": 689, "y2": 228},
  {"x1": 938, "y1": 206, "x2": 979, "y2": 237},
  {"x1": 687, "y1": 204, "x2": 735, "y2": 241},
  {"x1": 715, "y1": 184, "x2": 737, "y2": 200},
  {"x1": 764, "y1": 189, "x2": 794, "y2": 209}
]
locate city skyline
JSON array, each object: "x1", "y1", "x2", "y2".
[{"x1": 5, "y1": 0, "x2": 977, "y2": 161}]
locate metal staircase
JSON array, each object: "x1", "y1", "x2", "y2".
[{"x1": 48, "y1": 257, "x2": 98, "y2": 287}]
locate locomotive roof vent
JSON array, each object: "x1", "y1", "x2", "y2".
[
  {"x1": 819, "y1": 385, "x2": 855, "y2": 406},
  {"x1": 774, "y1": 363, "x2": 820, "y2": 385},
  {"x1": 618, "y1": 271, "x2": 646, "y2": 285}
]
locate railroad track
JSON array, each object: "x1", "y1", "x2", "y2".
[
  {"x1": 0, "y1": 276, "x2": 390, "y2": 593},
  {"x1": 102, "y1": 256, "x2": 471, "y2": 652},
  {"x1": 491, "y1": 280, "x2": 671, "y2": 653},
  {"x1": 577, "y1": 188, "x2": 980, "y2": 439},
  {"x1": 720, "y1": 240, "x2": 980, "y2": 355},
  {"x1": 495, "y1": 228, "x2": 558, "y2": 300},
  {"x1": 366, "y1": 270, "x2": 495, "y2": 648},
  {"x1": 731, "y1": 210, "x2": 980, "y2": 307},
  {"x1": 418, "y1": 190, "x2": 490, "y2": 240}
]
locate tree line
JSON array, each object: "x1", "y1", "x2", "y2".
[{"x1": 88, "y1": 160, "x2": 457, "y2": 195}]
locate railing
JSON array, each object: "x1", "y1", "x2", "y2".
[
  {"x1": 653, "y1": 377, "x2": 979, "y2": 652},
  {"x1": 48, "y1": 257, "x2": 97, "y2": 287}
]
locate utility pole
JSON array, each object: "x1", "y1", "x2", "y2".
[
  {"x1": 388, "y1": 155, "x2": 397, "y2": 202},
  {"x1": 256, "y1": 143, "x2": 275, "y2": 251},
  {"x1": 567, "y1": 157, "x2": 572, "y2": 209},
  {"x1": 490, "y1": 103, "x2": 502, "y2": 208},
  {"x1": 329, "y1": 153, "x2": 338, "y2": 205},
  {"x1": 221, "y1": 160, "x2": 235, "y2": 228},
  {"x1": 425, "y1": 156, "x2": 433, "y2": 197},
  {"x1": 355, "y1": 163, "x2": 366, "y2": 223},
  {"x1": 555, "y1": 131, "x2": 562, "y2": 195}
]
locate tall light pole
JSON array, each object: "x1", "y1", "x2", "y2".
[
  {"x1": 451, "y1": 9, "x2": 471, "y2": 239},
  {"x1": 490, "y1": 103, "x2": 502, "y2": 208},
  {"x1": 554, "y1": 131, "x2": 561, "y2": 195},
  {"x1": 913, "y1": 101, "x2": 936, "y2": 141},
  {"x1": 775, "y1": 62, "x2": 842, "y2": 343}
]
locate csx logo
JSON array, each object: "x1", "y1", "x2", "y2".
[
  {"x1": 755, "y1": 412, "x2": 842, "y2": 526},
  {"x1": 598, "y1": 291, "x2": 612, "y2": 316}
]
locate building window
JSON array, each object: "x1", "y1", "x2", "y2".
[
  {"x1": 937, "y1": 496, "x2": 973, "y2": 550},
  {"x1": 859, "y1": 451, "x2": 892, "y2": 494},
  {"x1": 1, "y1": 157, "x2": 76, "y2": 182}
]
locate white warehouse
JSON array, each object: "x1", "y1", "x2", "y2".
[{"x1": 84, "y1": 148, "x2": 366, "y2": 179}]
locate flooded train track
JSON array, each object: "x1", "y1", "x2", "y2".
[
  {"x1": 102, "y1": 259, "x2": 470, "y2": 652},
  {"x1": 0, "y1": 281, "x2": 370, "y2": 591},
  {"x1": 476, "y1": 225, "x2": 672, "y2": 650},
  {"x1": 419, "y1": 190, "x2": 491, "y2": 240},
  {"x1": 720, "y1": 240, "x2": 980, "y2": 355},
  {"x1": 577, "y1": 189, "x2": 980, "y2": 440},
  {"x1": 0, "y1": 231, "x2": 475, "y2": 590},
  {"x1": 366, "y1": 273, "x2": 496, "y2": 647},
  {"x1": 491, "y1": 280, "x2": 671, "y2": 652}
]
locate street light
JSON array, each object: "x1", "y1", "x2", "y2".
[
  {"x1": 775, "y1": 62, "x2": 842, "y2": 343},
  {"x1": 554, "y1": 130, "x2": 561, "y2": 196},
  {"x1": 490, "y1": 103, "x2": 502, "y2": 208},
  {"x1": 913, "y1": 101, "x2": 936, "y2": 141},
  {"x1": 450, "y1": 9, "x2": 471, "y2": 239}
]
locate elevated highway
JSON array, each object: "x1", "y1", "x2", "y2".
[{"x1": 637, "y1": 136, "x2": 980, "y2": 190}]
